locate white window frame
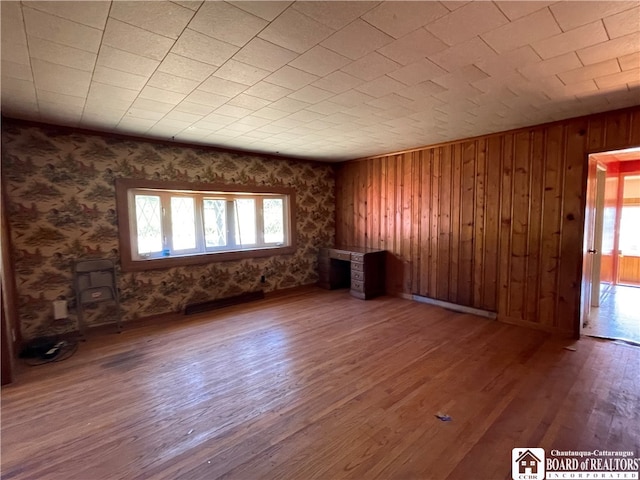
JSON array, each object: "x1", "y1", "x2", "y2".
[
  {"x1": 129, "y1": 189, "x2": 290, "y2": 260},
  {"x1": 116, "y1": 179, "x2": 296, "y2": 272}
]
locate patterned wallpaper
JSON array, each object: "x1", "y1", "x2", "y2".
[{"x1": 1, "y1": 122, "x2": 335, "y2": 339}]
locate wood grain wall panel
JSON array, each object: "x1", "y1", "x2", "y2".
[
  {"x1": 525, "y1": 131, "x2": 545, "y2": 325},
  {"x1": 472, "y1": 139, "x2": 486, "y2": 309},
  {"x1": 587, "y1": 116, "x2": 606, "y2": 152},
  {"x1": 449, "y1": 144, "x2": 462, "y2": 304},
  {"x1": 335, "y1": 106, "x2": 640, "y2": 336},
  {"x1": 437, "y1": 146, "x2": 452, "y2": 300},
  {"x1": 371, "y1": 158, "x2": 381, "y2": 250},
  {"x1": 630, "y1": 110, "x2": 640, "y2": 145},
  {"x1": 498, "y1": 134, "x2": 514, "y2": 318},
  {"x1": 605, "y1": 111, "x2": 631, "y2": 149},
  {"x1": 356, "y1": 162, "x2": 366, "y2": 248},
  {"x1": 429, "y1": 150, "x2": 440, "y2": 299},
  {"x1": 510, "y1": 132, "x2": 531, "y2": 321},
  {"x1": 619, "y1": 256, "x2": 640, "y2": 285},
  {"x1": 411, "y1": 152, "x2": 422, "y2": 294},
  {"x1": 557, "y1": 120, "x2": 588, "y2": 333},
  {"x1": 459, "y1": 142, "x2": 476, "y2": 307},
  {"x1": 482, "y1": 136, "x2": 501, "y2": 312},
  {"x1": 403, "y1": 154, "x2": 415, "y2": 294},
  {"x1": 538, "y1": 126, "x2": 564, "y2": 325}
]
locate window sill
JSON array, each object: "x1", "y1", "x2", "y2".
[{"x1": 121, "y1": 245, "x2": 296, "y2": 272}]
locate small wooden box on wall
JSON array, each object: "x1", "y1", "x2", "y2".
[{"x1": 317, "y1": 247, "x2": 385, "y2": 299}]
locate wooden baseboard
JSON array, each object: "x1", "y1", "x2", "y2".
[{"x1": 498, "y1": 315, "x2": 575, "y2": 337}]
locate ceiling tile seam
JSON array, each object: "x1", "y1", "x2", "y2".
[
  {"x1": 20, "y1": 2, "x2": 46, "y2": 119},
  {"x1": 123, "y1": 2, "x2": 308, "y2": 141},
  {"x1": 83, "y1": 1, "x2": 124, "y2": 127},
  {"x1": 490, "y1": 1, "x2": 514, "y2": 27},
  {"x1": 106, "y1": 11, "x2": 195, "y2": 43},
  {"x1": 545, "y1": 4, "x2": 568, "y2": 34},
  {"x1": 22, "y1": 33, "x2": 101, "y2": 66},
  {"x1": 317, "y1": 18, "x2": 390, "y2": 62},
  {"x1": 92, "y1": 44, "x2": 163, "y2": 76},
  {"x1": 110, "y1": 4, "x2": 235, "y2": 138},
  {"x1": 20, "y1": 1, "x2": 107, "y2": 35}
]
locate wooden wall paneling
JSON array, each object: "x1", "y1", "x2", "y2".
[
  {"x1": 449, "y1": 144, "x2": 462, "y2": 304},
  {"x1": 358, "y1": 161, "x2": 367, "y2": 247},
  {"x1": 428, "y1": 149, "x2": 440, "y2": 299},
  {"x1": 557, "y1": 119, "x2": 588, "y2": 334},
  {"x1": 629, "y1": 109, "x2": 640, "y2": 145},
  {"x1": 509, "y1": 132, "x2": 532, "y2": 322},
  {"x1": 482, "y1": 136, "x2": 502, "y2": 312},
  {"x1": 453, "y1": 144, "x2": 464, "y2": 304},
  {"x1": 619, "y1": 256, "x2": 640, "y2": 285},
  {"x1": 335, "y1": 107, "x2": 640, "y2": 336},
  {"x1": 366, "y1": 160, "x2": 373, "y2": 249},
  {"x1": 371, "y1": 158, "x2": 381, "y2": 250},
  {"x1": 405, "y1": 152, "x2": 422, "y2": 293},
  {"x1": 437, "y1": 146, "x2": 452, "y2": 300},
  {"x1": 604, "y1": 111, "x2": 631, "y2": 149},
  {"x1": 388, "y1": 156, "x2": 397, "y2": 256},
  {"x1": 587, "y1": 116, "x2": 606, "y2": 152},
  {"x1": 417, "y1": 151, "x2": 429, "y2": 296},
  {"x1": 498, "y1": 134, "x2": 514, "y2": 318},
  {"x1": 380, "y1": 157, "x2": 388, "y2": 253},
  {"x1": 472, "y1": 139, "x2": 487, "y2": 309},
  {"x1": 393, "y1": 155, "x2": 401, "y2": 258},
  {"x1": 459, "y1": 141, "x2": 476, "y2": 307},
  {"x1": 538, "y1": 125, "x2": 564, "y2": 326},
  {"x1": 525, "y1": 130, "x2": 546, "y2": 325},
  {"x1": 381, "y1": 157, "x2": 392, "y2": 293},
  {"x1": 398, "y1": 154, "x2": 409, "y2": 293},
  {"x1": 393, "y1": 154, "x2": 405, "y2": 295}
]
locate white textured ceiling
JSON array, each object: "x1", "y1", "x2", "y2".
[{"x1": 1, "y1": 1, "x2": 639, "y2": 161}]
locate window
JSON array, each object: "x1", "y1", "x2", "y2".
[
  {"x1": 619, "y1": 175, "x2": 640, "y2": 256},
  {"x1": 116, "y1": 179, "x2": 295, "y2": 271}
]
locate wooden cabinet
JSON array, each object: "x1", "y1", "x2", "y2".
[{"x1": 318, "y1": 247, "x2": 385, "y2": 299}]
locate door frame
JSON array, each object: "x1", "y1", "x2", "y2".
[
  {"x1": 590, "y1": 165, "x2": 607, "y2": 308},
  {"x1": 579, "y1": 146, "x2": 640, "y2": 337}
]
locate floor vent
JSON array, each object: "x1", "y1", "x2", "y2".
[{"x1": 184, "y1": 290, "x2": 265, "y2": 315}]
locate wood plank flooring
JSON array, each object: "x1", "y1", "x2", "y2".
[{"x1": 1, "y1": 288, "x2": 639, "y2": 480}]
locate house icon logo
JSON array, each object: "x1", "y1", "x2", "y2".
[{"x1": 512, "y1": 448, "x2": 545, "y2": 480}]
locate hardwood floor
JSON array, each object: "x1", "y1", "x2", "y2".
[{"x1": 1, "y1": 288, "x2": 639, "y2": 480}]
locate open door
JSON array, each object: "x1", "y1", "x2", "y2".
[
  {"x1": 590, "y1": 166, "x2": 607, "y2": 307},
  {"x1": 580, "y1": 154, "x2": 598, "y2": 331}
]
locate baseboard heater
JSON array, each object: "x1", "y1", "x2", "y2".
[
  {"x1": 184, "y1": 290, "x2": 265, "y2": 315},
  {"x1": 411, "y1": 294, "x2": 497, "y2": 319}
]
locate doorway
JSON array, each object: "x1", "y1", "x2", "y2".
[{"x1": 582, "y1": 147, "x2": 640, "y2": 345}]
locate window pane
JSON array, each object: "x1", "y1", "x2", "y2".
[
  {"x1": 135, "y1": 195, "x2": 163, "y2": 254},
  {"x1": 619, "y1": 206, "x2": 640, "y2": 255},
  {"x1": 234, "y1": 199, "x2": 256, "y2": 245},
  {"x1": 203, "y1": 199, "x2": 227, "y2": 247},
  {"x1": 171, "y1": 197, "x2": 196, "y2": 251},
  {"x1": 264, "y1": 198, "x2": 284, "y2": 244}
]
